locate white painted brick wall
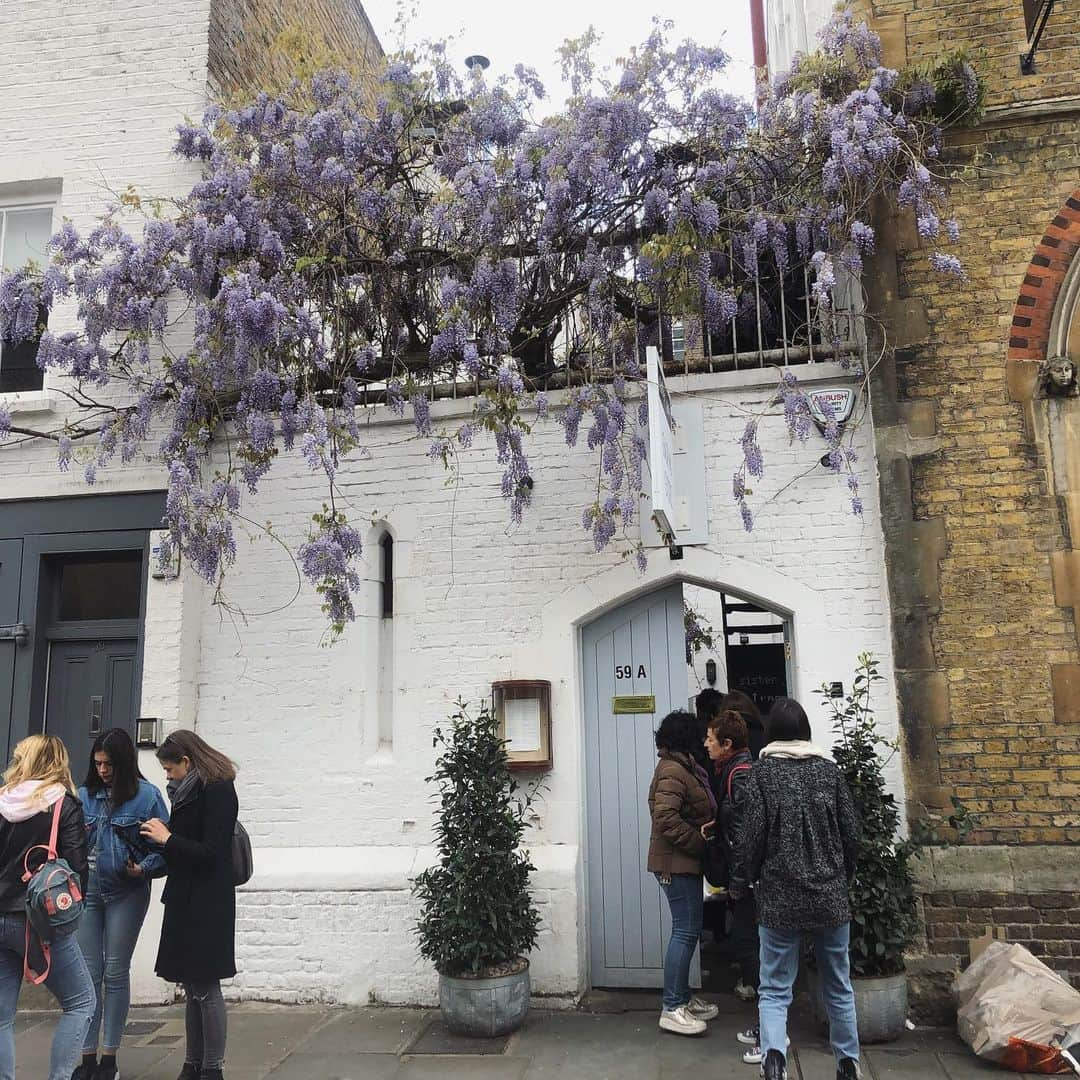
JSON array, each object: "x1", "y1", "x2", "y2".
[
  {"x1": 0, "y1": 0, "x2": 209, "y2": 502},
  {"x1": 0, "y1": 1, "x2": 903, "y2": 1008},
  {"x1": 185, "y1": 368, "x2": 901, "y2": 1004}
]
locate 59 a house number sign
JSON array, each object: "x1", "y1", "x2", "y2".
[{"x1": 615, "y1": 664, "x2": 648, "y2": 679}]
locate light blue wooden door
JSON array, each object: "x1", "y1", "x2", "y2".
[{"x1": 582, "y1": 584, "x2": 694, "y2": 989}]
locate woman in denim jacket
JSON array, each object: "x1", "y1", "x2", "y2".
[{"x1": 74, "y1": 729, "x2": 168, "y2": 1080}]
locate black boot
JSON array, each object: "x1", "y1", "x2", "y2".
[
  {"x1": 200, "y1": 1071, "x2": 224, "y2": 1080},
  {"x1": 176, "y1": 1066, "x2": 201, "y2": 1080},
  {"x1": 762, "y1": 1049, "x2": 787, "y2": 1080},
  {"x1": 837, "y1": 1059, "x2": 861, "y2": 1080},
  {"x1": 71, "y1": 1059, "x2": 97, "y2": 1080}
]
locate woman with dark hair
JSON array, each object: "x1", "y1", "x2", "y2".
[
  {"x1": 720, "y1": 689, "x2": 766, "y2": 760},
  {"x1": 646, "y1": 710, "x2": 718, "y2": 1037},
  {"x1": 740, "y1": 698, "x2": 861, "y2": 1080},
  {"x1": 702, "y1": 710, "x2": 758, "y2": 1006},
  {"x1": 140, "y1": 731, "x2": 238, "y2": 1080},
  {"x1": 74, "y1": 728, "x2": 168, "y2": 1080}
]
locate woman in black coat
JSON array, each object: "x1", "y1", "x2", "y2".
[{"x1": 141, "y1": 730, "x2": 238, "y2": 1080}]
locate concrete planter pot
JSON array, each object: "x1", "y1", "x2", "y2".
[
  {"x1": 809, "y1": 969, "x2": 908, "y2": 1044},
  {"x1": 438, "y1": 959, "x2": 530, "y2": 1037}
]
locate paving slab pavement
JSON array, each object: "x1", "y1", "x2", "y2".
[{"x1": 8, "y1": 1001, "x2": 1031, "y2": 1080}]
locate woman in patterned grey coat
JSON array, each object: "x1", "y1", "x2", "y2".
[{"x1": 740, "y1": 698, "x2": 861, "y2": 1080}]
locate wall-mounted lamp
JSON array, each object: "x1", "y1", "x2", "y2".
[
  {"x1": 705, "y1": 659, "x2": 717, "y2": 686},
  {"x1": 135, "y1": 717, "x2": 161, "y2": 749},
  {"x1": 492, "y1": 680, "x2": 552, "y2": 771}
]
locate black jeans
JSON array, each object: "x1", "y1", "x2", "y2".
[
  {"x1": 183, "y1": 980, "x2": 227, "y2": 1071},
  {"x1": 730, "y1": 892, "x2": 760, "y2": 989}
]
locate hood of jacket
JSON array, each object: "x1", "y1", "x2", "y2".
[
  {"x1": 759, "y1": 739, "x2": 833, "y2": 762},
  {"x1": 0, "y1": 781, "x2": 66, "y2": 823}
]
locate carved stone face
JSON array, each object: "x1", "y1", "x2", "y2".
[{"x1": 1047, "y1": 357, "x2": 1076, "y2": 388}]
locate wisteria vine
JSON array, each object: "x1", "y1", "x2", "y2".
[{"x1": 0, "y1": 10, "x2": 979, "y2": 631}]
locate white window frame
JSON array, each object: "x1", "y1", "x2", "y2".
[
  {"x1": 0, "y1": 192, "x2": 57, "y2": 400},
  {"x1": 671, "y1": 318, "x2": 686, "y2": 362}
]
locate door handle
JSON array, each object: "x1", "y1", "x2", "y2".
[
  {"x1": 89, "y1": 695, "x2": 103, "y2": 736},
  {"x1": 0, "y1": 623, "x2": 28, "y2": 646}
]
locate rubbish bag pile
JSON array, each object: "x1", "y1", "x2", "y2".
[{"x1": 957, "y1": 940, "x2": 1080, "y2": 1075}]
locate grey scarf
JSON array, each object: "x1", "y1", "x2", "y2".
[{"x1": 167, "y1": 769, "x2": 203, "y2": 812}]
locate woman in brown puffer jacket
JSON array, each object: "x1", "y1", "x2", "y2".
[{"x1": 646, "y1": 709, "x2": 717, "y2": 1037}]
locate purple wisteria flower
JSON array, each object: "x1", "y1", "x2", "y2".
[{"x1": 0, "y1": 5, "x2": 973, "y2": 625}]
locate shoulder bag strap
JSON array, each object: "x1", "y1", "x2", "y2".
[
  {"x1": 46, "y1": 796, "x2": 63, "y2": 861},
  {"x1": 726, "y1": 762, "x2": 752, "y2": 801}
]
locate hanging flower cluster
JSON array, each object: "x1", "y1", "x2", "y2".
[{"x1": 0, "y1": 10, "x2": 978, "y2": 630}]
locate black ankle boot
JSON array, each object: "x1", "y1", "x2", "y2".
[
  {"x1": 200, "y1": 1070, "x2": 224, "y2": 1080},
  {"x1": 762, "y1": 1049, "x2": 788, "y2": 1080},
  {"x1": 837, "y1": 1059, "x2": 861, "y2": 1080},
  {"x1": 176, "y1": 1066, "x2": 201, "y2": 1080}
]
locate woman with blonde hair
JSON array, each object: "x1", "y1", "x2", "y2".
[
  {"x1": 140, "y1": 730, "x2": 238, "y2": 1080},
  {"x1": 0, "y1": 735, "x2": 95, "y2": 1079}
]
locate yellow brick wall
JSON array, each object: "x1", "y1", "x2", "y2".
[
  {"x1": 870, "y1": 0, "x2": 1080, "y2": 843},
  {"x1": 207, "y1": 0, "x2": 382, "y2": 101},
  {"x1": 872, "y1": 0, "x2": 1080, "y2": 109}
]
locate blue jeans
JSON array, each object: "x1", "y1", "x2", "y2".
[
  {"x1": 759, "y1": 922, "x2": 859, "y2": 1063},
  {"x1": 77, "y1": 883, "x2": 151, "y2": 1053},
  {"x1": 0, "y1": 912, "x2": 95, "y2": 1080},
  {"x1": 656, "y1": 873, "x2": 703, "y2": 1011}
]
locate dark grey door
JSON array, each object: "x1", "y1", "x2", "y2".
[
  {"x1": 0, "y1": 541, "x2": 22, "y2": 749},
  {"x1": 45, "y1": 638, "x2": 138, "y2": 764}
]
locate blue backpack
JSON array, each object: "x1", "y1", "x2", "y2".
[{"x1": 21, "y1": 797, "x2": 84, "y2": 984}]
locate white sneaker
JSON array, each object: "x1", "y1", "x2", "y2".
[
  {"x1": 687, "y1": 994, "x2": 719, "y2": 1021},
  {"x1": 659, "y1": 1005, "x2": 707, "y2": 1036},
  {"x1": 734, "y1": 980, "x2": 758, "y2": 1002},
  {"x1": 737, "y1": 1025, "x2": 760, "y2": 1046},
  {"x1": 743, "y1": 1037, "x2": 791, "y2": 1065}
]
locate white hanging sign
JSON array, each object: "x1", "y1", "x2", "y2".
[{"x1": 646, "y1": 346, "x2": 676, "y2": 541}]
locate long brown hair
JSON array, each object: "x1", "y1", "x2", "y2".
[
  {"x1": 156, "y1": 730, "x2": 237, "y2": 783},
  {"x1": 3, "y1": 735, "x2": 76, "y2": 798}
]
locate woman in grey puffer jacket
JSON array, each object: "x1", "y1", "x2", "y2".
[{"x1": 741, "y1": 698, "x2": 861, "y2": 1080}]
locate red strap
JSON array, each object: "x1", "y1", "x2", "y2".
[
  {"x1": 726, "y1": 762, "x2": 751, "y2": 801},
  {"x1": 46, "y1": 796, "x2": 62, "y2": 861},
  {"x1": 21, "y1": 797, "x2": 65, "y2": 883},
  {"x1": 23, "y1": 920, "x2": 50, "y2": 985}
]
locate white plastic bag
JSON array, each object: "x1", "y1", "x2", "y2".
[{"x1": 956, "y1": 941, "x2": 1080, "y2": 1073}]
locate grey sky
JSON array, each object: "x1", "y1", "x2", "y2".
[{"x1": 365, "y1": 1, "x2": 756, "y2": 106}]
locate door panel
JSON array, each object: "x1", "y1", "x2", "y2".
[
  {"x1": 0, "y1": 540, "x2": 22, "y2": 756},
  {"x1": 582, "y1": 584, "x2": 690, "y2": 988},
  {"x1": 45, "y1": 638, "x2": 138, "y2": 764}
]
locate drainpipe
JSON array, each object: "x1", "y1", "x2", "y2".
[{"x1": 749, "y1": 0, "x2": 768, "y2": 107}]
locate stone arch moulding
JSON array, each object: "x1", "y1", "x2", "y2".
[
  {"x1": 1007, "y1": 188, "x2": 1080, "y2": 400},
  {"x1": 1005, "y1": 189, "x2": 1080, "y2": 720}
]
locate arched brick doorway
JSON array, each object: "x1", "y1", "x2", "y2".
[
  {"x1": 1006, "y1": 187, "x2": 1080, "y2": 724},
  {"x1": 1007, "y1": 189, "x2": 1080, "y2": 384}
]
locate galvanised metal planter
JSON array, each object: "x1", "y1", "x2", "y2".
[
  {"x1": 852, "y1": 972, "x2": 908, "y2": 1044},
  {"x1": 809, "y1": 969, "x2": 909, "y2": 1044},
  {"x1": 438, "y1": 959, "x2": 530, "y2": 1037}
]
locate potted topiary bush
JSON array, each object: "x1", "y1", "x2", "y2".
[
  {"x1": 413, "y1": 700, "x2": 542, "y2": 1037},
  {"x1": 815, "y1": 653, "x2": 920, "y2": 1043}
]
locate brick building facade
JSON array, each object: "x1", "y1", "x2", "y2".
[{"x1": 767, "y1": 0, "x2": 1080, "y2": 1015}]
